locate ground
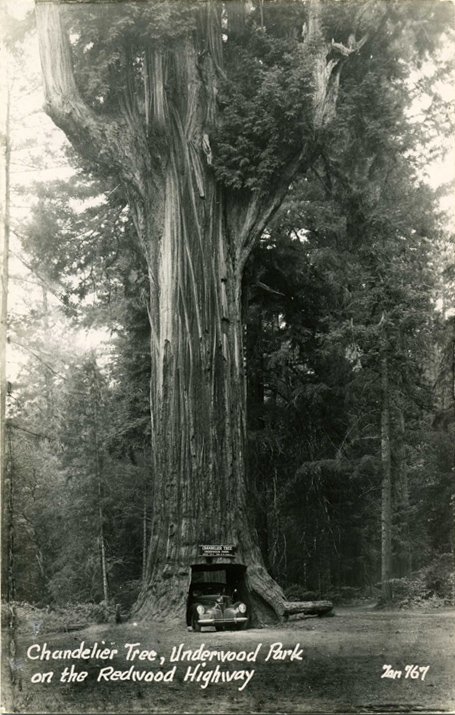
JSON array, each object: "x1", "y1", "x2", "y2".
[{"x1": 3, "y1": 606, "x2": 455, "y2": 714}]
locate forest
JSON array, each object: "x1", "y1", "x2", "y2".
[{"x1": 2, "y1": 0, "x2": 455, "y2": 627}]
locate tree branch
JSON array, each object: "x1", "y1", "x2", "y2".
[
  {"x1": 8, "y1": 422, "x2": 56, "y2": 441},
  {"x1": 35, "y1": 4, "x2": 109, "y2": 155},
  {"x1": 235, "y1": 147, "x2": 308, "y2": 273},
  {"x1": 331, "y1": 33, "x2": 369, "y2": 58},
  {"x1": 35, "y1": 2, "x2": 152, "y2": 197},
  {"x1": 304, "y1": 0, "x2": 372, "y2": 131},
  {"x1": 234, "y1": 0, "x2": 376, "y2": 269}
]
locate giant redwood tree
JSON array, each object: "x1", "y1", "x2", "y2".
[{"x1": 34, "y1": 0, "x2": 446, "y2": 621}]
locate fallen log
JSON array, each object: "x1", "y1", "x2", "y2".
[{"x1": 283, "y1": 600, "x2": 333, "y2": 619}]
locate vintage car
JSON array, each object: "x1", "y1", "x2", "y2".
[{"x1": 188, "y1": 581, "x2": 249, "y2": 631}]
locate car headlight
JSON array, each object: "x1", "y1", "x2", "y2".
[
  {"x1": 196, "y1": 605, "x2": 205, "y2": 615},
  {"x1": 238, "y1": 602, "x2": 247, "y2": 614}
]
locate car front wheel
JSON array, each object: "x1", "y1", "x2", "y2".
[{"x1": 191, "y1": 609, "x2": 202, "y2": 632}]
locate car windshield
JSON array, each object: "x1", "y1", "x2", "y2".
[{"x1": 192, "y1": 583, "x2": 227, "y2": 597}]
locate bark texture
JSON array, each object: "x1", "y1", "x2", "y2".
[{"x1": 35, "y1": 0, "x2": 351, "y2": 623}]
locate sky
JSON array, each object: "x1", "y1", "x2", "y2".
[{"x1": 5, "y1": 4, "x2": 112, "y2": 384}]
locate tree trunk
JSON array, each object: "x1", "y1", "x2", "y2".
[
  {"x1": 395, "y1": 409, "x2": 412, "y2": 576},
  {"x1": 94, "y1": 385, "x2": 109, "y2": 607},
  {"x1": 380, "y1": 353, "x2": 393, "y2": 603},
  {"x1": 41, "y1": 288, "x2": 55, "y2": 423},
  {"x1": 133, "y1": 165, "x2": 286, "y2": 622},
  {"x1": 98, "y1": 476, "x2": 109, "y2": 608},
  {"x1": 142, "y1": 490, "x2": 148, "y2": 584},
  {"x1": 99, "y1": 521, "x2": 109, "y2": 606}
]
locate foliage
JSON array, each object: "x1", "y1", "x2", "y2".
[
  {"x1": 390, "y1": 554, "x2": 455, "y2": 608},
  {"x1": 11, "y1": 601, "x2": 115, "y2": 635},
  {"x1": 243, "y1": 12, "x2": 454, "y2": 593},
  {"x1": 213, "y1": 31, "x2": 311, "y2": 191}
]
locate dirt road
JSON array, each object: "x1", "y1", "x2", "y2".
[{"x1": 5, "y1": 606, "x2": 455, "y2": 713}]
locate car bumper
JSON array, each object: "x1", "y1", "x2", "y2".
[{"x1": 197, "y1": 616, "x2": 248, "y2": 625}]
